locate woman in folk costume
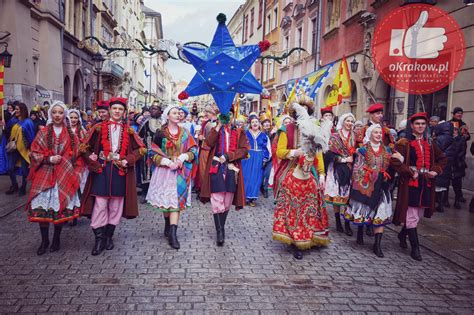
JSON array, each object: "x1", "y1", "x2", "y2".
[
  {"x1": 324, "y1": 113, "x2": 356, "y2": 236},
  {"x1": 343, "y1": 124, "x2": 400, "y2": 257},
  {"x1": 80, "y1": 97, "x2": 146, "y2": 256},
  {"x1": 146, "y1": 104, "x2": 198, "y2": 250},
  {"x1": 4, "y1": 102, "x2": 36, "y2": 196},
  {"x1": 68, "y1": 109, "x2": 88, "y2": 226},
  {"x1": 272, "y1": 96, "x2": 331, "y2": 260},
  {"x1": 241, "y1": 115, "x2": 271, "y2": 206},
  {"x1": 26, "y1": 101, "x2": 81, "y2": 255},
  {"x1": 200, "y1": 113, "x2": 250, "y2": 247}
]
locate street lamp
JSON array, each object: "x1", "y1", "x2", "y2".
[
  {"x1": 92, "y1": 52, "x2": 105, "y2": 100},
  {"x1": 350, "y1": 57, "x2": 359, "y2": 73},
  {"x1": 144, "y1": 90, "x2": 149, "y2": 108},
  {"x1": 0, "y1": 44, "x2": 12, "y2": 68}
]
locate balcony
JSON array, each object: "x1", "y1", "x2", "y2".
[{"x1": 101, "y1": 60, "x2": 124, "y2": 81}]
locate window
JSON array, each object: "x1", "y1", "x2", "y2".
[
  {"x1": 297, "y1": 27, "x2": 303, "y2": 57},
  {"x1": 347, "y1": 0, "x2": 366, "y2": 18},
  {"x1": 250, "y1": 8, "x2": 254, "y2": 37},
  {"x1": 284, "y1": 35, "x2": 289, "y2": 65},
  {"x1": 258, "y1": 0, "x2": 263, "y2": 27},
  {"x1": 326, "y1": 0, "x2": 341, "y2": 31},
  {"x1": 244, "y1": 15, "x2": 249, "y2": 41},
  {"x1": 311, "y1": 18, "x2": 317, "y2": 54},
  {"x1": 266, "y1": 14, "x2": 271, "y2": 34},
  {"x1": 263, "y1": 60, "x2": 268, "y2": 82},
  {"x1": 270, "y1": 60, "x2": 275, "y2": 80},
  {"x1": 273, "y1": 7, "x2": 278, "y2": 30}
]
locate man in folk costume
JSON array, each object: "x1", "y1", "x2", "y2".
[
  {"x1": 197, "y1": 104, "x2": 219, "y2": 201},
  {"x1": 138, "y1": 102, "x2": 162, "y2": 204},
  {"x1": 357, "y1": 103, "x2": 395, "y2": 148},
  {"x1": 80, "y1": 97, "x2": 146, "y2": 256},
  {"x1": 95, "y1": 100, "x2": 110, "y2": 124},
  {"x1": 391, "y1": 112, "x2": 447, "y2": 261},
  {"x1": 320, "y1": 106, "x2": 334, "y2": 124},
  {"x1": 200, "y1": 113, "x2": 250, "y2": 246}
]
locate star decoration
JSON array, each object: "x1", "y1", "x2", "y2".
[{"x1": 180, "y1": 14, "x2": 268, "y2": 115}]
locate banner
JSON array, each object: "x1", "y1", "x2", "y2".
[{"x1": 325, "y1": 56, "x2": 351, "y2": 107}]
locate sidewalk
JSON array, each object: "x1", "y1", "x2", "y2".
[
  {"x1": 0, "y1": 175, "x2": 29, "y2": 218},
  {"x1": 408, "y1": 189, "x2": 474, "y2": 273}
]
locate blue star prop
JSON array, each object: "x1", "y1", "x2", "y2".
[{"x1": 182, "y1": 15, "x2": 264, "y2": 115}]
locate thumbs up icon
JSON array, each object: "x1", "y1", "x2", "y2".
[{"x1": 389, "y1": 11, "x2": 447, "y2": 59}]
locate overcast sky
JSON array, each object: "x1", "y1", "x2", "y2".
[{"x1": 144, "y1": 0, "x2": 244, "y2": 83}]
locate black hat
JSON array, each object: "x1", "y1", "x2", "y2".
[{"x1": 452, "y1": 107, "x2": 463, "y2": 114}]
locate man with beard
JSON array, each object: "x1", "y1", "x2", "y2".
[{"x1": 138, "y1": 102, "x2": 162, "y2": 203}]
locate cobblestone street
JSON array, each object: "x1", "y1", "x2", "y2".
[{"x1": 0, "y1": 194, "x2": 473, "y2": 314}]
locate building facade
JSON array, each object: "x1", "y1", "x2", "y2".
[{"x1": 0, "y1": 0, "x2": 64, "y2": 106}]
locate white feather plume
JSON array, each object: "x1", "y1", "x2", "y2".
[{"x1": 291, "y1": 102, "x2": 331, "y2": 154}]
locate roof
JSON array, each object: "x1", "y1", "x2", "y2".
[{"x1": 141, "y1": 5, "x2": 161, "y2": 17}]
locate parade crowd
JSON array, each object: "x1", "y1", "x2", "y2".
[{"x1": 0, "y1": 96, "x2": 471, "y2": 261}]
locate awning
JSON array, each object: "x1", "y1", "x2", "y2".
[{"x1": 35, "y1": 85, "x2": 51, "y2": 98}]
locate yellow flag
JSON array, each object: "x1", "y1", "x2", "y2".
[
  {"x1": 284, "y1": 79, "x2": 298, "y2": 113},
  {"x1": 326, "y1": 56, "x2": 351, "y2": 107}
]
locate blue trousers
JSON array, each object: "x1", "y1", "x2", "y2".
[
  {"x1": 262, "y1": 161, "x2": 272, "y2": 192},
  {"x1": 7, "y1": 151, "x2": 29, "y2": 186}
]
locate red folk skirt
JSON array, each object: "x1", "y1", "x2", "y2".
[{"x1": 272, "y1": 171, "x2": 330, "y2": 250}]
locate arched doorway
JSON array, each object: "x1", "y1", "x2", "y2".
[
  {"x1": 72, "y1": 70, "x2": 83, "y2": 108},
  {"x1": 64, "y1": 76, "x2": 71, "y2": 104},
  {"x1": 85, "y1": 84, "x2": 92, "y2": 110}
]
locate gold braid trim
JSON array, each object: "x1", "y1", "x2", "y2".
[
  {"x1": 79, "y1": 143, "x2": 90, "y2": 153},
  {"x1": 96, "y1": 125, "x2": 102, "y2": 132},
  {"x1": 139, "y1": 147, "x2": 147, "y2": 156},
  {"x1": 272, "y1": 233, "x2": 330, "y2": 250},
  {"x1": 128, "y1": 127, "x2": 135, "y2": 134}
]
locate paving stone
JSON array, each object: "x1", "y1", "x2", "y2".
[{"x1": 0, "y1": 195, "x2": 472, "y2": 313}]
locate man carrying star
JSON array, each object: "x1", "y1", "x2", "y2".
[{"x1": 200, "y1": 113, "x2": 249, "y2": 247}]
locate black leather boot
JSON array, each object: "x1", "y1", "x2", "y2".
[
  {"x1": 213, "y1": 214, "x2": 224, "y2": 246},
  {"x1": 69, "y1": 218, "x2": 78, "y2": 226},
  {"x1": 398, "y1": 226, "x2": 408, "y2": 249},
  {"x1": 105, "y1": 224, "x2": 116, "y2": 250},
  {"x1": 163, "y1": 216, "x2": 170, "y2": 238},
  {"x1": 169, "y1": 224, "x2": 180, "y2": 249},
  {"x1": 334, "y1": 213, "x2": 344, "y2": 233},
  {"x1": 454, "y1": 201, "x2": 462, "y2": 209},
  {"x1": 49, "y1": 224, "x2": 62, "y2": 252},
  {"x1": 37, "y1": 225, "x2": 50, "y2": 256},
  {"x1": 356, "y1": 226, "x2": 364, "y2": 245},
  {"x1": 18, "y1": 182, "x2": 27, "y2": 196},
  {"x1": 373, "y1": 233, "x2": 384, "y2": 258},
  {"x1": 344, "y1": 221, "x2": 353, "y2": 236},
  {"x1": 366, "y1": 225, "x2": 374, "y2": 237},
  {"x1": 292, "y1": 245, "x2": 303, "y2": 260},
  {"x1": 222, "y1": 210, "x2": 229, "y2": 238},
  {"x1": 407, "y1": 228, "x2": 422, "y2": 261},
  {"x1": 5, "y1": 183, "x2": 18, "y2": 195},
  {"x1": 91, "y1": 227, "x2": 106, "y2": 256},
  {"x1": 436, "y1": 192, "x2": 444, "y2": 213}
]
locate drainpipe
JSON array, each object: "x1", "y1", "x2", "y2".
[
  {"x1": 314, "y1": 0, "x2": 322, "y2": 71},
  {"x1": 60, "y1": 0, "x2": 65, "y2": 102},
  {"x1": 259, "y1": 0, "x2": 267, "y2": 112}
]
